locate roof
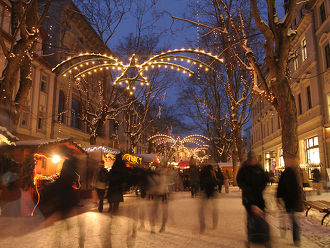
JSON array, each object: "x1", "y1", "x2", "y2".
[
  {"x1": 0, "y1": 126, "x2": 18, "y2": 145},
  {"x1": 134, "y1": 154, "x2": 158, "y2": 163},
  {"x1": 14, "y1": 138, "x2": 86, "y2": 155}
]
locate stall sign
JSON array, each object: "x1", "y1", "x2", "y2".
[
  {"x1": 104, "y1": 153, "x2": 116, "y2": 162},
  {"x1": 123, "y1": 154, "x2": 142, "y2": 165}
]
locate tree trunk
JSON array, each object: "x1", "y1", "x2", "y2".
[
  {"x1": 273, "y1": 77, "x2": 299, "y2": 167},
  {"x1": 90, "y1": 135, "x2": 96, "y2": 145},
  {"x1": 231, "y1": 145, "x2": 238, "y2": 186},
  {"x1": 233, "y1": 127, "x2": 246, "y2": 163},
  {"x1": 15, "y1": 55, "x2": 33, "y2": 108}
]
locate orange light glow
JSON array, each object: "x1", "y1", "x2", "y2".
[{"x1": 73, "y1": 171, "x2": 81, "y2": 190}]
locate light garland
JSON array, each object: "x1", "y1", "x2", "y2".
[
  {"x1": 83, "y1": 146, "x2": 120, "y2": 154},
  {"x1": 148, "y1": 133, "x2": 210, "y2": 149},
  {"x1": 52, "y1": 50, "x2": 224, "y2": 95}
]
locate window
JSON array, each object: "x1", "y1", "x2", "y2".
[
  {"x1": 40, "y1": 73, "x2": 48, "y2": 92},
  {"x1": 298, "y1": 94, "x2": 302, "y2": 115},
  {"x1": 293, "y1": 50, "x2": 299, "y2": 70},
  {"x1": 58, "y1": 90, "x2": 65, "y2": 123},
  {"x1": 320, "y1": 2, "x2": 326, "y2": 24},
  {"x1": 301, "y1": 38, "x2": 307, "y2": 61},
  {"x1": 71, "y1": 99, "x2": 81, "y2": 129},
  {"x1": 305, "y1": 136, "x2": 320, "y2": 164},
  {"x1": 307, "y1": 86, "x2": 312, "y2": 109},
  {"x1": 325, "y1": 44, "x2": 330, "y2": 69},
  {"x1": 279, "y1": 149, "x2": 284, "y2": 168},
  {"x1": 38, "y1": 118, "x2": 42, "y2": 129},
  {"x1": 20, "y1": 109, "x2": 30, "y2": 127},
  {"x1": 37, "y1": 113, "x2": 46, "y2": 132}
]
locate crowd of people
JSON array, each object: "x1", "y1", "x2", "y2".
[{"x1": 0, "y1": 151, "x2": 308, "y2": 247}]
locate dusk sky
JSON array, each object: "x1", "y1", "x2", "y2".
[{"x1": 108, "y1": 0, "x2": 197, "y2": 105}]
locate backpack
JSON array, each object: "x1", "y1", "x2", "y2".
[{"x1": 98, "y1": 168, "x2": 108, "y2": 182}]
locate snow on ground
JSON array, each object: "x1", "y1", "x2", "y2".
[{"x1": 0, "y1": 187, "x2": 329, "y2": 248}]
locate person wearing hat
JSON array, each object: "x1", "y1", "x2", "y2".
[{"x1": 237, "y1": 151, "x2": 270, "y2": 247}]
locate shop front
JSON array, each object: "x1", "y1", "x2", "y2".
[
  {"x1": 0, "y1": 138, "x2": 86, "y2": 216},
  {"x1": 264, "y1": 151, "x2": 277, "y2": 173},
  {"x1": 305, "y1": 136, "x2": 321, "y2": 180}
]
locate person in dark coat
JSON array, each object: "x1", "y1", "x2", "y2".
[
  {"x1": 188, "y1": 164, "x2": 200, "y2": 197},
  {"x1": 237, "y1": 151, "x2": 269, "y2": 247},
  {"x1": 199, "y1": 165, "x2": 218, "y2": 233},
  {"x1": 215, "y1": 166, "x2": 224, "y2": 193},
  {"x1": 277, "y1": 163, "x2": 304, "y2": 246},
  {"x1": 107, "y1": 153, "x2": 126, "y2": 213},
  {"x1": 56, "y1": 156, "x2": 79, "y2": 215},
  {"x1": 94, "y1": 161, "x2": 108, "y2": 212}
]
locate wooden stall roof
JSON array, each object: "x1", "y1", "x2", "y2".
[{"x1": 9, "y1": 138, "x2": 87, "y2": 155}]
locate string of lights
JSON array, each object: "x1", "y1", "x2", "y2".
[
  {"x1": 52, "y1": 49, "x2": 223, "y2": 95},
  {"x1": 83, "y1": 146, "x2": 120, "y2": 154}
]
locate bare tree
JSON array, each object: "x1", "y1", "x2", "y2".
[
  {"x1": 74, "y1": 74, "x2": 134, "y2": 145},
  {"x1": 177, "y1": 1, "x2": 252, "y2": 184},
  {"x1": 73, "y1": 0, "x2": 132, "y2": 47},
  {"x1": 0, "y1": 0, "x2": 52, "y2": 112},
  {"x1": 174, "y1": 0, "x2": 301, "y2": 168}
]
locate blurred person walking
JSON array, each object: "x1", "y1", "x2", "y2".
[
  {"x1": 93, "y1": 161, "x2": 108, "y2": 212},
  {"x1": 277, "y1": 162, "x2": 304, "y2": 246},
  {"x1": 107, "y1": 154, "x2": 126, "y2": 213},
  {"x1": 223, "y1": 172, "x2": 230, "y2": 193},
  {"x1": 54, "y1": 156, "x2": 85, "y2": 248},
  {"x1": 149, "y1": 167, "x2": 169, "y2": 233},
  {"x1": 237, "y1": 151, "x2": 270, "y2": 247},
  {"x1": 189, "y1": 162, "x2": 200, "y2": 197},
  {"x1": 199, "y1": 165, "x2": 218, "y2": 233},
  {"x1": 215, "y1": 166, "x2": 224, "y2": 193}
]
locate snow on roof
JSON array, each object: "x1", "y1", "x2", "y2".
[
  {"x1": 14, "y1": 138, "x2": 86, "y2": 154},
  {"x1": 0, "y1": 126, "x2": 18, "y2": 145},
  {"x1": 134, "y1": 153, "x2": 158, "y2": 163}
]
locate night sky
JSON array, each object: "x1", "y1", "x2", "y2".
[{"x1": 108, "y1": 0, "x2": 196, "y2": 105}]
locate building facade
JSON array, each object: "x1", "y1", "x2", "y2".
[
  {"x1": 0, "y1": 0, "x2": 152, "y2": 155},
  {"x1": 251, "y1": 0, "x2": 329, "y2": 186}
]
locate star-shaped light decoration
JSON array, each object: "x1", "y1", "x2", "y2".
[{"x1": 52, "y1": 49, "x2": 223, "y2": 95}]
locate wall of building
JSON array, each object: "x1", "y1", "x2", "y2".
[{"x1": 251, "y1": 0, "x2": 329, "y2": 186}]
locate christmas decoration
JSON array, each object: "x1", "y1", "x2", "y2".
[{"x1": 52, "y1": 49, "x2": 223, "y2": 95}]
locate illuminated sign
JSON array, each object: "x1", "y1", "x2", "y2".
[
  {"x1": 104, "y1": 153, "x2": 116, "y2": 161},
  {"x1": 122, "y1": 154, "x2": 142, "y2": 165}
]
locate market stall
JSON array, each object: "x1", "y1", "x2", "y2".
[{"x1": 0, "y1": 138, "x2": 86, "y2": 216}]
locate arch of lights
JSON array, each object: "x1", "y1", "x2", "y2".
[
  {"x1": 148, "y1": 134, "x2": 210, "y2": 156},
  {"x1": 52, "y1": 49, "x2": 223, "y2": 95}
]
